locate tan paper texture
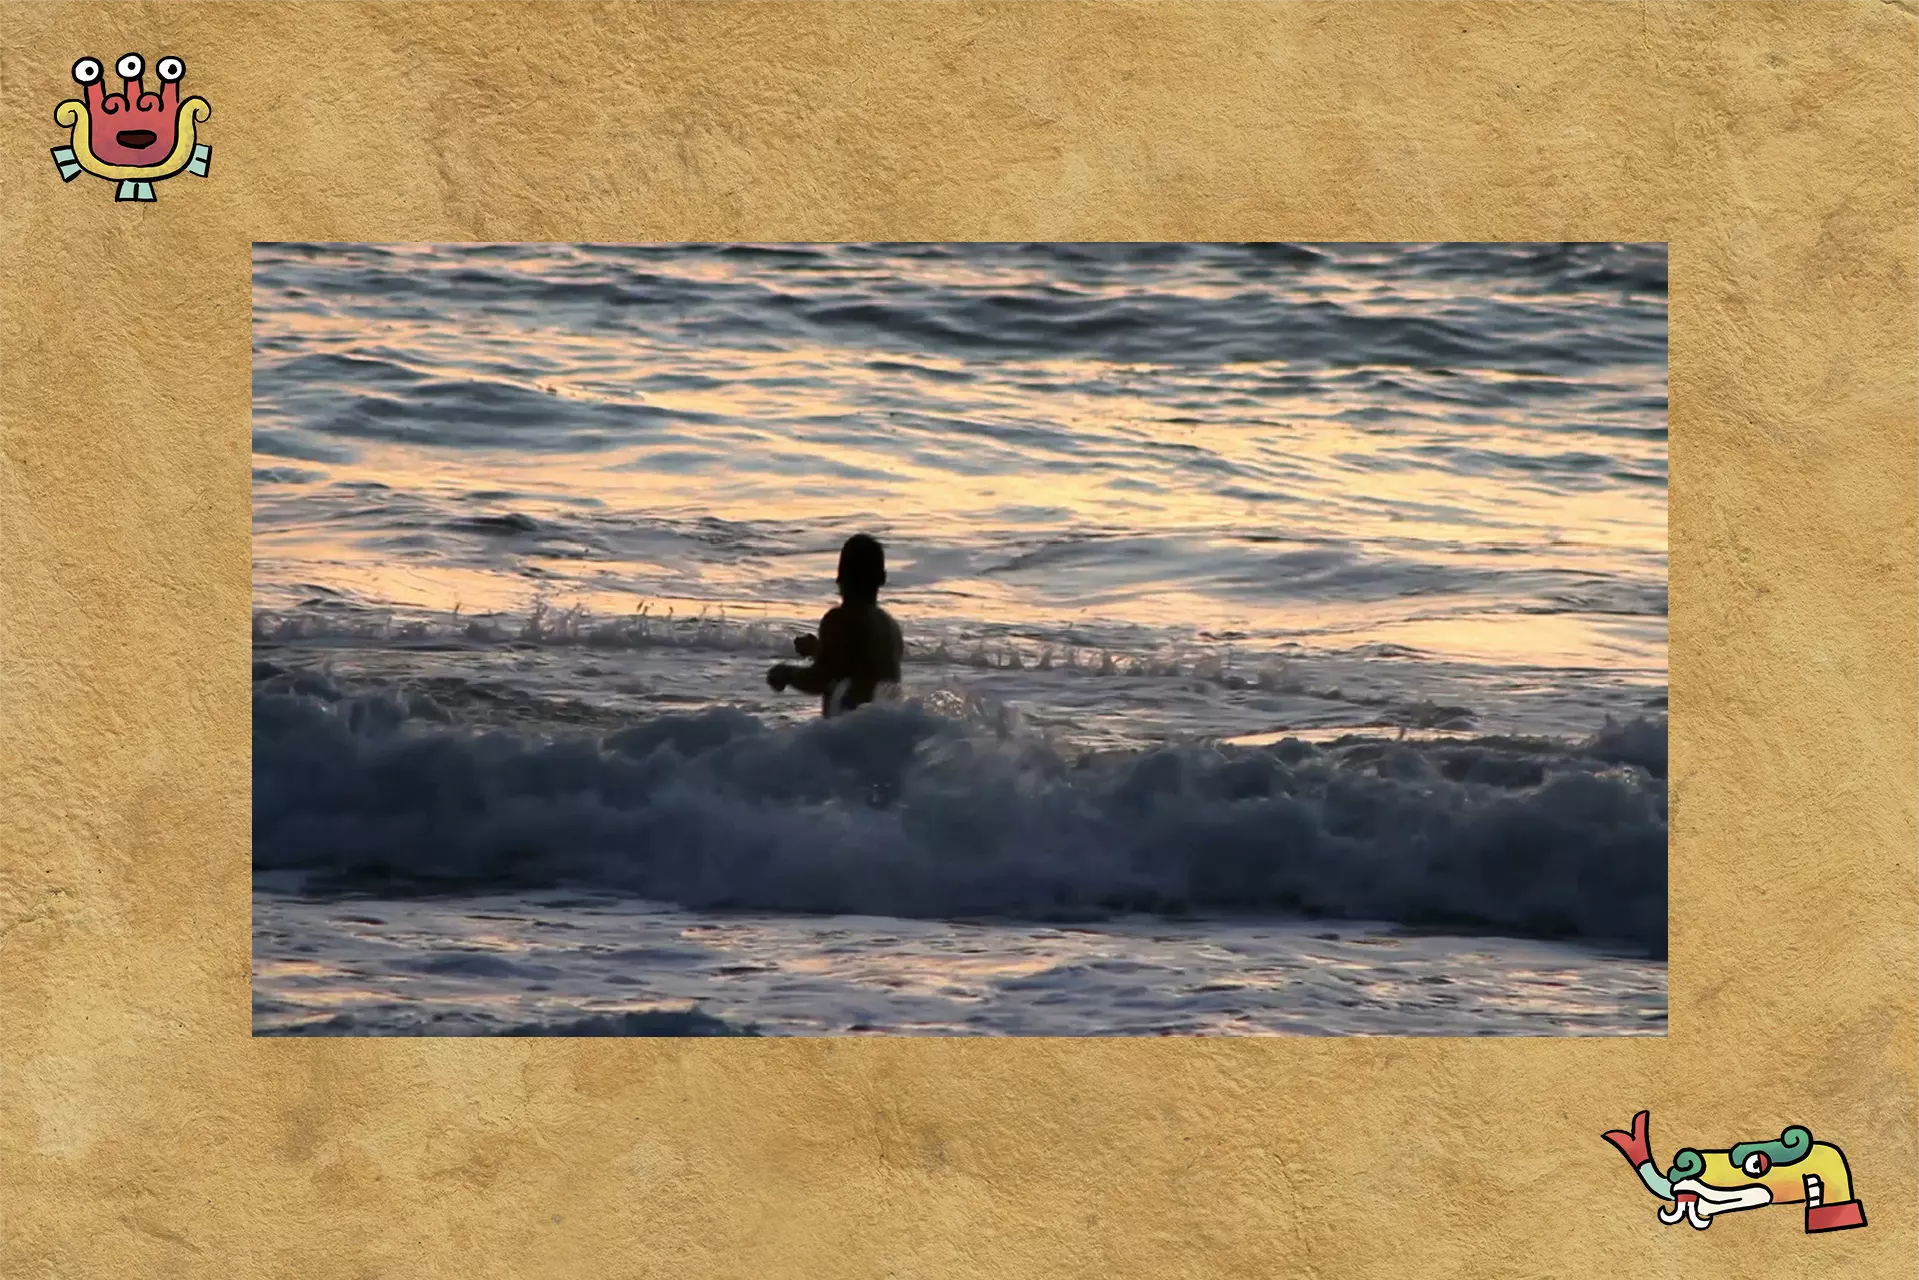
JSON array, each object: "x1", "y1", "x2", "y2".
[{"x1": 2, "y1": 2, "x2": 1913, "y2": 1275}]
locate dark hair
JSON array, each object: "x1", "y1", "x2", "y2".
[{"x1": 836, "y1": 534, "x2": 886, "y2": 598}]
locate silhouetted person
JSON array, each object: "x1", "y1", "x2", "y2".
[{"x1": 767, "y1": 534, "x2": 904, "y2": 717}]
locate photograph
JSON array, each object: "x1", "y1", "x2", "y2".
[{"x1": 251, "y1": 241, "x2": 1669, "y2": 1036}]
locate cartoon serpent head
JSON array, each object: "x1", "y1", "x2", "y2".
[
  {"x1": 1603, "y1": 1111, "x2": 1866, "y2": 1233},
  {"x1": 52, "y1": 53, "x2": 211, "y2": 201}
]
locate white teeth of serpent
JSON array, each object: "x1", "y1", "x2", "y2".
[
  {"x1": 1658, "y1": 1202, "x2": 1685, "y2": 1225},
  {"x1": 1686, "y1": 1200, "x2": 1713, "y2": 1230}
]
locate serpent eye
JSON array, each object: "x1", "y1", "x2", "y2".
[
  {"x1": 1742, "y1": 1152, "x2": 1770, "y2": 1177},
  {"x1": 156, "y1": 56, "x2": 184, "y2": 83},
  {"x1": 72, "y1": 57, "x2": 102, "y2": 85},
  {"x1": 116, "y1": 53, "x2": 144, "y2": 80}
]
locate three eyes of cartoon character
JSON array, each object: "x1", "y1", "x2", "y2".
[
  {"x1": 71, "y1": 54, "x2": 185, "y2": 85},
  {"x1": 1741, "y1": 1152, "x2": 1771, "y2": 1177}
]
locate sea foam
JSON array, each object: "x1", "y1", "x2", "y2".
[{"x1": 254, "y1": 670, "x2": 1666, "y2": 956}]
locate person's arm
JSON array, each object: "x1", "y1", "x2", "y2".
[{"x1": 768, "y1": 610, "x2": 845, "y2": 693}]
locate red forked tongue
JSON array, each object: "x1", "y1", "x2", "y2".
[{"x1": 1602, "y1": 1110, "x2": 1653, "y2": 1168}]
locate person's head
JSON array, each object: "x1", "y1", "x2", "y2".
[{"x1": 836, "y1": 534, "x2": 886, "y2": 603}]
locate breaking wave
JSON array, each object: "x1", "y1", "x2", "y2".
[{"x1": 253, "y1": 680, "x2": 1667, "y2": 956}]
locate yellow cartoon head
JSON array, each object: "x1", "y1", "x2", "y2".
[{"x1": 1605, "y1": 1114, "x2": 1866, "y2": 1233}]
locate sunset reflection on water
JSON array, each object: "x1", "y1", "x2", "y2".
[{"x1": 254, "y1": 241, "x2": 1665, "y2": 679}]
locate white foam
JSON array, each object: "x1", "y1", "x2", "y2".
[{"x1": 253, "y1": 678, "x2": 1667, "y2": 955}]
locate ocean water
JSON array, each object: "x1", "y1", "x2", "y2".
[{"x1": 252, "y1": 242, "x2": 1668, "y2": 1036}]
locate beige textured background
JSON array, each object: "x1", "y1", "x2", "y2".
[{"x1": 2, "y1": 1, "x2": 1914, "y2": 1275}]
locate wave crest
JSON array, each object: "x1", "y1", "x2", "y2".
[{"x1": 254, "y1": 685, "x2": 1666, "y2": 955}]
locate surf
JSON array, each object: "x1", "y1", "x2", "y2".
[{"x1": 253, "y1": 673, "x2": 1666, "y2": 957}]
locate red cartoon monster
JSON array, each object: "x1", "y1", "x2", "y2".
[{"x1": 52, "y1": 53, "x2": 211, "y2": 202}]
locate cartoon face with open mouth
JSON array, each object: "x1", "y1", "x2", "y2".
[
  {"x1": 52, "y1": 52, "x2": 211, "y2": 201},
  {"x1": 1604, "y1": 1111, "x2": 1866, "y2": 1234}
]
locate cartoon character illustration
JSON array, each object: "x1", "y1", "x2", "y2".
[
  {"x1": 52, "y1": 53, "x2": 210, "y2": 202},
  {"x1": 1603, "y1": 1111, "x2": 1866, "y2": 1233}
]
